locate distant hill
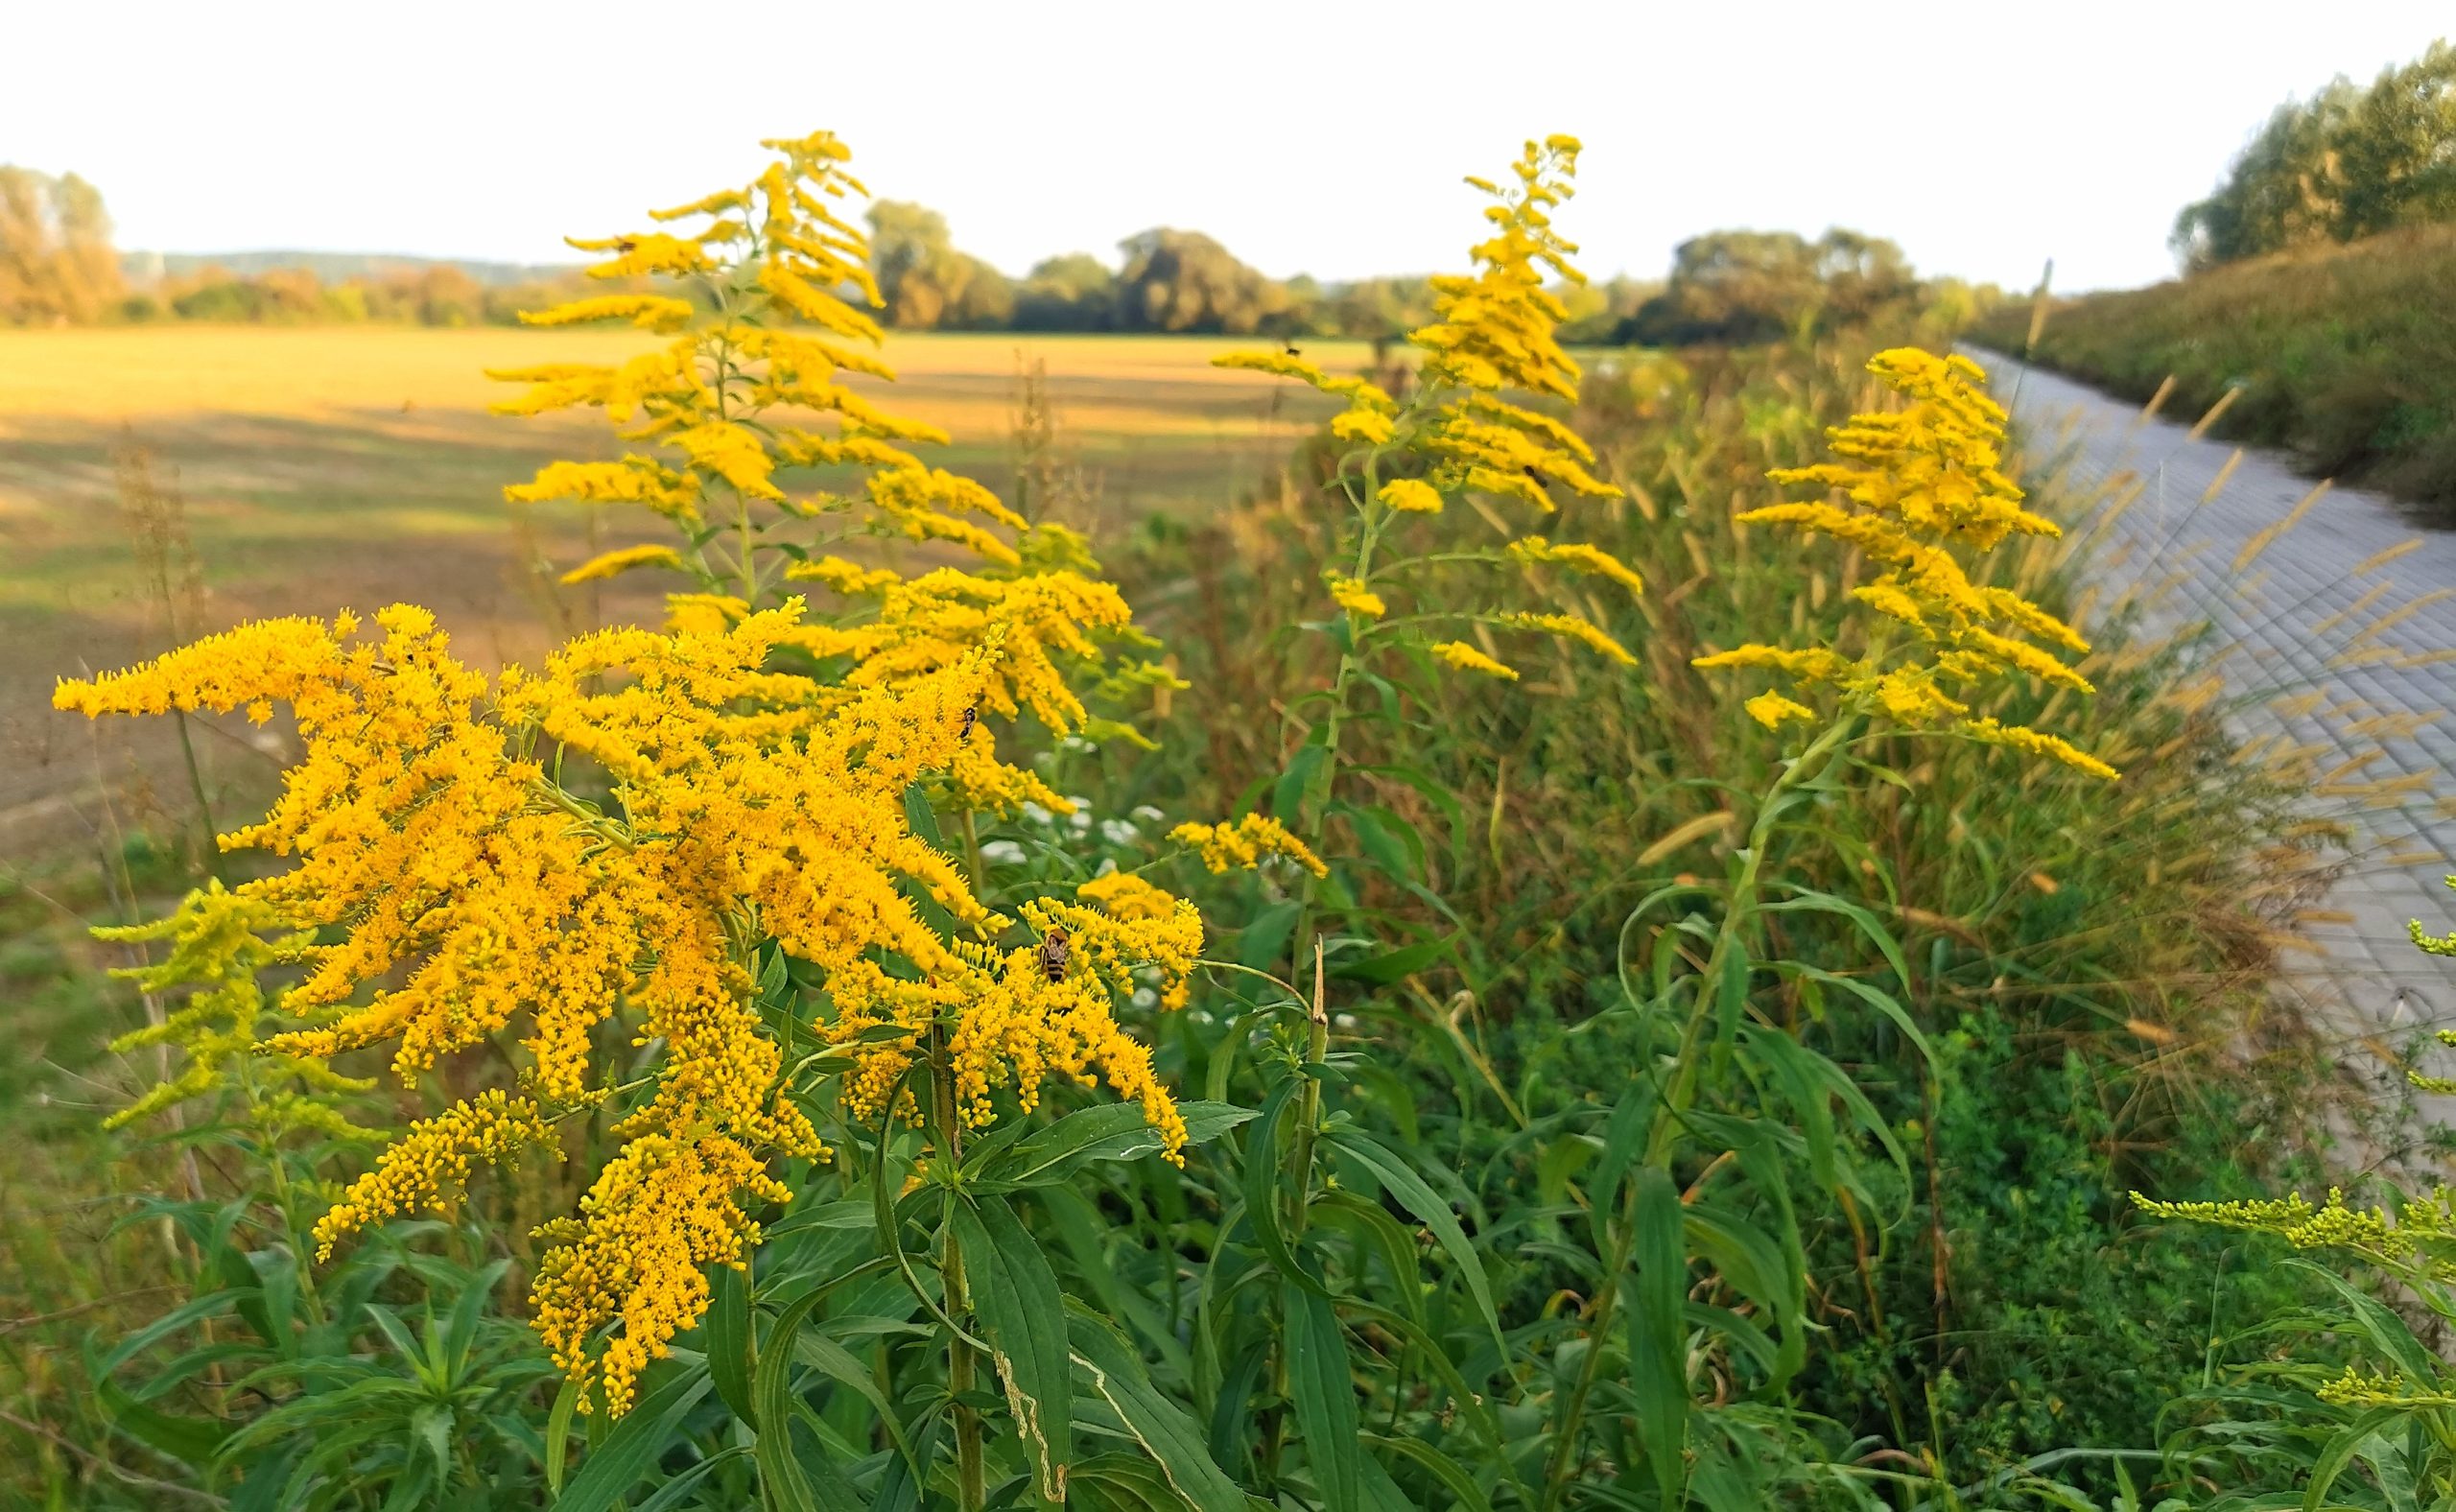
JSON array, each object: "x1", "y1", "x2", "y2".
[{"x1": 120, "y1": 250, "x2": 582, "y2": 287}]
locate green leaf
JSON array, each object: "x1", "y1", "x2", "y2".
[
  {"x1": 1328, "y1": 934, "x2": 1453, "y2": 987},
  {"x1": 544, "y1": 1373, "x2": 581, "y2": 1497},
  {"x1": 1284, "y1": 1285, "x2": 1362, "y2": 1512},
  {"x1": 632, "y1": 1445, "x2": 750, "y2": 1512},
  {"x1": 1323, "y1": 1130, "x2": 1503, "y2": 1358},
  {"x1": 902, "y1": 781, "x2": 946, "y2": 847},
  {"x1": 790, "y1": 1327, "x2": 916, "y2": 1478},
  {"x1": 708, "y1": 1260, "x2": 755, "y2": 1424},
  {"x1": 753, "y1": 1280, "x2": 866, "y2": 1511},
  {"x1": 552, "y1": 1363, "x2": 712, "y2": 1512},
  {"x1": 1272, "y1": 744, "x2": 1330, "y2": 832},
  {"x1": 98, "y1": 1375, "x2": 230, "y2": 1466},
  {"x1": 991, "y1": 1101, "x2": 1251, "y2": 1189},
  {"x1": 1239, "y1": 1076, "x2": 1327, "y2": 1296},
  {"x1": 2304, "y1": 1406, "x2": 2403, "y2": 1512},
  {"x1": 1624, "y1": 1167, "x2": 1689, "y2": 1507},
  {"x1": 1364, "y1": 1433, "x2": 1493, "y2": 1512},
  {"x1": 1237, "y1": 899, "x2": 1302, "y2": 975},
  {"x1": 952, "y1": 1194, "x2": 1074, "y2": 1501},
  {"x1": 1067, "y1": 1304, "x2": 1248, "y2": 1512}
]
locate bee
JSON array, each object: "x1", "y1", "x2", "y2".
[
  {"x1": 1284, "y1": 342, "x2": 1303, "y2": 357},
  {"x1": 1035, "y1": 927, "x2": 1070, "y2": 982},
  {"x1": 957, "y1": 703, "x2": 978, "y2": 739}
]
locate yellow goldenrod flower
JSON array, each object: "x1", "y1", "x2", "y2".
[
  {"x1": 2314, "y1": 1367, "x2": 2456, "y2": 1409},
  {"x1": 1212, "y1": 350, "x2": 1394, "y2": 412},
  {"x1": 1169, "y1": 815, "x2": 1330, "y2": 879},
  {"x1": 57, "y1": 595, "x2": 1198, "y2": 1416},
  {"x1": 1076, "y1": 870, "x2": 1180, "y2": 922},
  {"x1": 1327, "y1": 573, "x2": 1386, "y2": 620},
  {"x1": 1497, "y1": 610, "x2": 1637, "y2": 666},
  {"x1": 1507, "y1": 535, "x2": 1644, "y2": 597},
  {"x1": 314, "y1": 1090, "x2": 555, "y2": 1262},
  {"x1": 1744, "y1": 691, "x2": 1818, "y2": 729},
  {"x1": 560, "y1": 544, "x2": 690, "y2": 585},
  {"x1": 1693, "y1": 348, "x2": 2115, "y2": 780},
  {"x1": 516, "y1": 294, "x2": 697, "y2": 332},
  {"x1": 1331, "y1": 409, "x2": 1395, "y2": 445},
  {"x1": 1431, "y1": 640, "x2": 1520, "y2": 680},
  {"x1": 1379, "y1": 478, "x2": 1444, "y2": 514}
]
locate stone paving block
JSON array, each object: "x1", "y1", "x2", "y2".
[{"x1": 1988, "y1": 354, "x2": 2456, "y2": 1098}]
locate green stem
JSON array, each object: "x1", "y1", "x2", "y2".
[
  {"x1": 1645, "y1": 715, "x2": 1854, "y2": 1161},
  {"x1": 170, "y1": 713, "x2": 224, "y2": 886},
  {"x1": 926, "y1": 1021, "x2": 984, "y2": 1512},
  {"x1": 1540, "y1": 715, "x2": 1854, "y2": 1504},
  {"x1": 1263, "y1": 942, "x2": 1331, "y2": 1487}
]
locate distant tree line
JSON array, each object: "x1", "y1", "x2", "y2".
[
  {"x1": 0, "y1": 166, "x2": 122, "y2": 323},
  {"x1": 1, "y1": 168, "x2": 1977, "y2": 346},
  {"x1": 2173, "y1": 38, "x2": 2456, "y2": 270}
]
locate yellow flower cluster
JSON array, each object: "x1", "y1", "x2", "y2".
[
  {"x1": 1407, "y1": 137, "x2": 1621, "y2": 511},
  {"x1": 1209, "y1": 137, "x2": 1641, "y2": 694},
  {"x1": 1432, "y1": 641, "x2": 1520, "y2": 681},
  {"x1": 1507, "y1": 535, "x2": 1644, "y2": 598},
  {"x1": 57, "y1": 596, "x2": 1201, "y2": 1413},
  {"x1": 2413, "y1": 873, "x2": 2456, "y2": 957},
  {"x1": 314, "y1": 1090, "x2": 556, "y2": 1261},
  {"x1": 488, "y1": 131, "x2": 1026, "y2": 594},
  {"x1": 1326, "y1": 573, "x2": 1386, "y2": 620},
  {"x1": 824, "y1": 894, "x2": 1203, "y2": 1145},
  {"x1": 783, "y1": 559, "x2": 1172, "y2": 813},
  {"x1": 94, "y1": 882, "x2": 376, "y2": 1145},
  {"x1": 494, "y1": 130, "x2": 1172, "y2": 834},
  {"x1": 562, "y1": 543, "x2": 689, "y2": 585},
  {"x1": 1693, "y1": 348, "x2": 2117, "y2": 780},
  {"x1": 2131, "y1": 1185, "x2": 2456, "y2": 1277},
  {"x1": 1169, "y1": 815, "x2": 1330, "y2": 878},
  {"x1": 2315, "y1": 1367, "x2": 2456, "y2": 1409}
]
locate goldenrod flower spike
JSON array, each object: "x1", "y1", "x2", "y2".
[
  {"x1": 491, "y1": 130, "x2": 1032, "y2": 592},
  {"x1": 1693, "y1": 347, "x2": 2117, "y2": 780},
  {"x1": 1170, "y1": 815, "x2": 1330, "y2": 879},
  {"x1": 1432, "y1": 641, "x2": 1521, "y2": 681}
]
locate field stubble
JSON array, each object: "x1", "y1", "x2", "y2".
[{"x1": 0, "y1": 327, "x2": 1350, "y2": 851}]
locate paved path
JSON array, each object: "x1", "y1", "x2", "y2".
[{"x1": 1983, "y1": 353, "x2": 2456, "y2": 1061}]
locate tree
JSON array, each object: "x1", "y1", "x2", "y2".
[
  {"x1": 2172, "y1": 40, "x2": 2455, "y2": 269},
  {"x1": 0, "y1": 166, "x2": 124, "y2": 324},
  {"x1": 866, "y1": 200, "x2": 1014, "y2": 330},
  {"x1": 1114, "y1": 228, "x2": 1289, "y2": 334},
  {"x1": 1627, "y1": 229, "x2": 1920, "y2": 347},
  {"x1": 1013, "y1": 252, "x2": 1115, "y2": 331}
]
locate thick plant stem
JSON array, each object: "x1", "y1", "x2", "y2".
[
  {"x1": 1543, "y1": 717, "x2": 1856, "y2": 1500},
  {"x1": 927, "y1": 1021, "x2": 985, "y2": 1511},
  {"x1": 1645, "y1": 715, "x2": 1854, "y2": 1162},
  {"x1": 1263, "y1": 943, "x2": 1332, "y2": 1486}
]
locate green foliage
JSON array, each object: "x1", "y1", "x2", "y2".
[
  {"x1": 868, "y1": 200, "x2": 1018, "y2": 331},
  {"x1": 0, "y1": 163, "x2": 123, "y2": 323},
  {"x1": 1974, "y1": 222, "x2": 2456, "y2": 516},
  {"x1": 2173, "y1": 39, "x2": 2456, "y2": 269},
  {"x1": 1624, "y1": 229, "x2": 1929, "y2": 346},
  {"x1": 4, "y1": 319, "x2": 2374, "y2": 1509},
  {"x1": 1114, "y1": 227, "x2": 1294, "y2": 335}
]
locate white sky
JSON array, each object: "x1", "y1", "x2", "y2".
[{"x1": 4, "y1": 2, "x2": 2445, "y2": 294}]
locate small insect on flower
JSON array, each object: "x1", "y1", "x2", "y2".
[
  {"x1": 958, "y1": 703, "x2": 978, "y2": 738},
  {"x1": 1037, "y1": 927, "x2": 1071, "y2": 981}
]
